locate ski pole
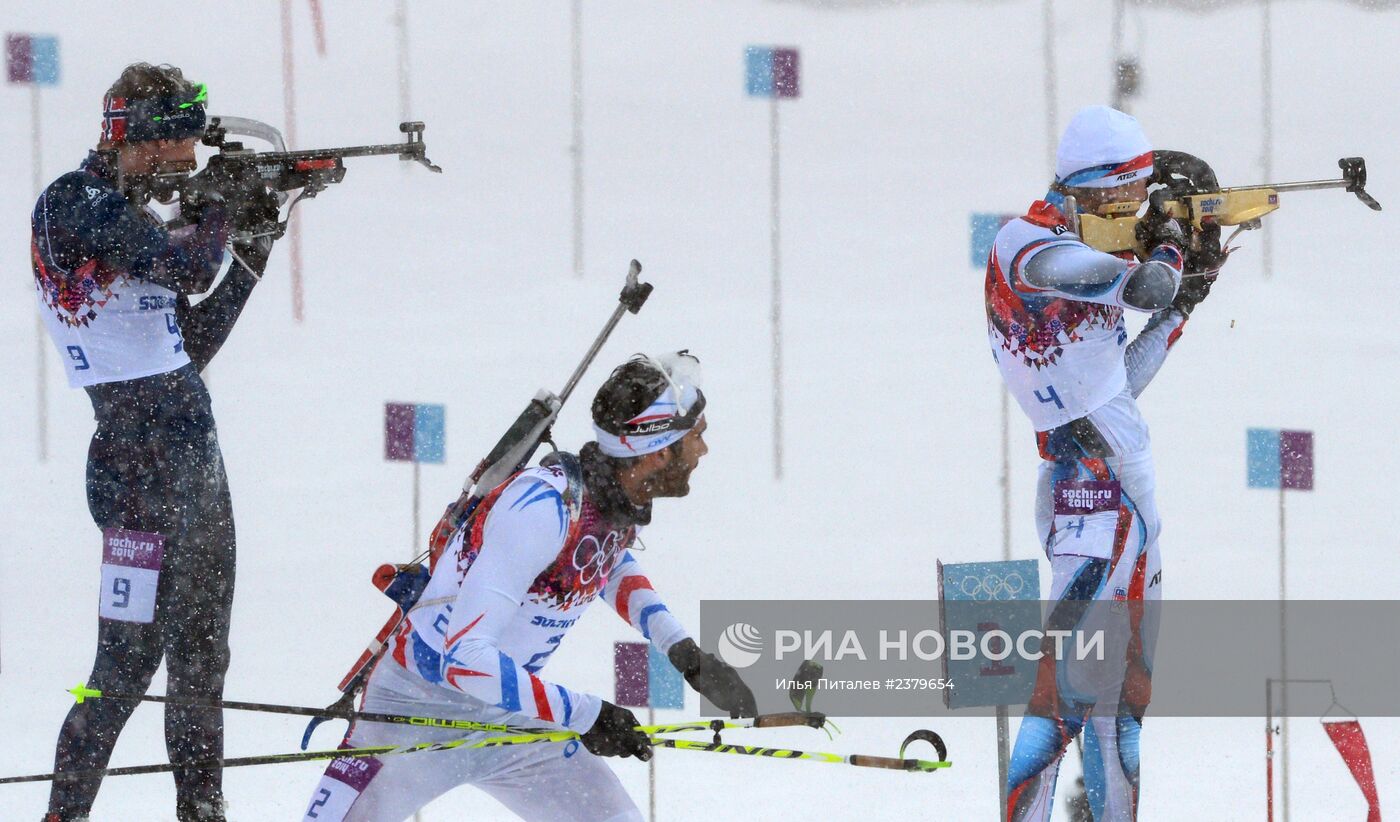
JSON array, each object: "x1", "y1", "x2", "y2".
[
  {"x1": 471, "y1": 732, "x2": 952, "y2": 772},
  {"x1": 0, "y1": 727, "x2": 948, "y2": 786},
  {"x1": 649, "y1": 737, "x2": 950, "y2": 772},
  {"x1": 71, "y1": 684, "x2": 827, "y2": 739},
  {"x1": 0, "y1": 734, "x2": 529, "y2": 786},
  {"x1": 649, "y1": 726, "x2": 949, "y2": 773},
  {"x1": 68, "y1": 683, "x2": 543, "y2": 736},
  {"x1": 644, "y1": 712, "x2": 828, "y2": 736}
]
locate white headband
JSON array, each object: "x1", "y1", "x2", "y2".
[{"x1": 594, "y1": 352, "x2": 705, "y2": 458}]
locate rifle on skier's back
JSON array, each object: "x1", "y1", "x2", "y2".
[
  {"x1": 302, "y1": 261, "x2": 654, "y2": 748},
  {"x1": 425, "y1": 259, "x2": 653, "y2": 568}
]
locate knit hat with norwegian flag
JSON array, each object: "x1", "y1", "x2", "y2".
[{"x1": 100, "y1": 64, "x2": 207, "y2": 144}]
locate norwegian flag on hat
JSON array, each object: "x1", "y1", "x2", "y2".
[{"x1": 101, "y1": 94, "x2": 127, "y2": 143}]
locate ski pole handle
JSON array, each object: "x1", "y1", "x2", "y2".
[{"x1": 753, "y1": 711, "x2": 828, "y2": 729}]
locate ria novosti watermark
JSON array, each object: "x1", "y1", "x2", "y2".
[
  {"x1": 717, "y1": 623, "x2": 1106, "y2": 668},
  {"x1": 700, "y1": 600, "x2": 1400, "y2": 718}
]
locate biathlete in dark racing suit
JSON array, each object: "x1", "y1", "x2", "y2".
[{"x1": 33, "y1": 62, "x2": 274, "y2": 822}]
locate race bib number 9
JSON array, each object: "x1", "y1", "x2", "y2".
[
  {"x1": 99, "y1": 528, "x2": 164, "y2": 623},
  {"x1": 303, "y1": 756, "x2": 383, "y2": 821},
  {"x1": 1049, "y1": 480, "x2": 1122, "y2": 560}
]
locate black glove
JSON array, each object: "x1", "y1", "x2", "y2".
[
  {"x1": 1185, "y1": 221, "x2": 1228, "y2": 276},
  {"x1": 229, "y1": 234, "x2": 275, "y2": 278},
  {"x1": 580, "y1": 701, "x2": 652, "y2": 760},
  {"x1": 1143, "y1": 149, "x2": 1232, "y2": 279},
  {"x1": 668, "y1": 638, "x2": 758, "y2": 718},
  {"x1": 1171, "y1": 271, "x2": 1215, "y2": 317},
  {"x1": 1134, "y1": 189, "x2": 1187, "y2": 255},
  {"x1": 1171, "y1": 222, "x2": 1227, "y2": 317},
  {"x1": 181, "y1": 156, "x2": 279, "y2": 234},
  {"x1": 236, "y1": 185, "x2": 282, "y2": 236}
]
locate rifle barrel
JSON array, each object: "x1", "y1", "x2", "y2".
[
  {"x1": 559, "y1": 260, "x2": 646, "y2": 404},
  {"x1": 1220, "y1": 178, "x2": 1348, "y2": 194},
  {"x1": 560, "y1": 303, "x2": 628, "y2": 405},
  {"x1": 256, "y1": 143, "x2": 425, "y2": 162}
]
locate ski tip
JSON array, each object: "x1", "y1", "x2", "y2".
[{"x1": 69, "y1": 683, "x2": 102, "y2": 704}]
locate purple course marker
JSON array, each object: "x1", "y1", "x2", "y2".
[
  {"x1": 385, "y1": 403, "x2": 416, "y2": 462},
  {"x1": 772, "y1": 48, "x2": 800, "y2": 99},
  {"x1": 6, "y1": 35, "x2": 33, "y2": 84},
  {"x1": 614, "y1": 641, "x2": 649, "y2": 708},
  {"x1": 1279, "y1": 430, "x2": 1314, "y2": 491}
]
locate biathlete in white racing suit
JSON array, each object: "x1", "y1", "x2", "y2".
[
  {"x1": 987, "y1": 107, "x2": 1226, "y2": 821},
  {"x1": 302, "y1": 352, "x2": 756, "y2": 822}
]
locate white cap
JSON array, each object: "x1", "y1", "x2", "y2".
[{"x1": 1055, "y1": 105, "x2": 1153, "y2": 189}]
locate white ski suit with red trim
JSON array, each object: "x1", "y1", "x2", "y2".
[{"x1": 988, "y1": 197, "x2": 1189, "y2": 822}]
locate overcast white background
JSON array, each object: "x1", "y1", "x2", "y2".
[{"x1": 1, "y1": 1, "x2": 1397, "y2": 818}]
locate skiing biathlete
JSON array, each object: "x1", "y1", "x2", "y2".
[
  {"x1": 303, "y1": 352, "x2": 756, "y2": 822},
  {"x1": 985, "y1": 106, "x2": 1226, "y2": 821},
  {"x1": 33, "y1": 63, "x2": 275, "y2": 822}
]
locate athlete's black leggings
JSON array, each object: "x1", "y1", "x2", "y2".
[{"x1": 48, "y1": 365, "x2": 235, "y2": 820}]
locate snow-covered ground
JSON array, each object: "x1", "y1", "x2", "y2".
[{"x1": 1, "y1": 1, "x2": 1397, "y2": 818}]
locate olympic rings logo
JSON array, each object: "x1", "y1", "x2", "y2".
[
  {"x1": 957, "y1": 572, "x2": 1026, "y2": 602},
  {"x1": 571, "y1": 531, "x2": 624, "y2": 585}
]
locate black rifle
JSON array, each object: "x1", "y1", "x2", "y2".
[
  {"x1": 182, "y1": 119, "x2": 442, "y2": 239},
  {"x1": 203, "y1": 118, "x2": 441, "y2": 194}
]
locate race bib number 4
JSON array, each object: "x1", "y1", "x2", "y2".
[
  {"x1": 1049, "y1": 480, "x2": 1122, "y2": 560},
  {"x1": 98, "y1": 528, "x2": 164, "y2": 623},
  {"x1": 303, "y1": 756, "x2": 383, "y2": 821}
]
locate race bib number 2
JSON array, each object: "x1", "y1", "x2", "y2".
[
  {"x1": 98, "y1": 528, "x2": 164, "y2": 623},
  {"x1": 303, "y1": 756, "x2": 383, "y2": 821}
]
